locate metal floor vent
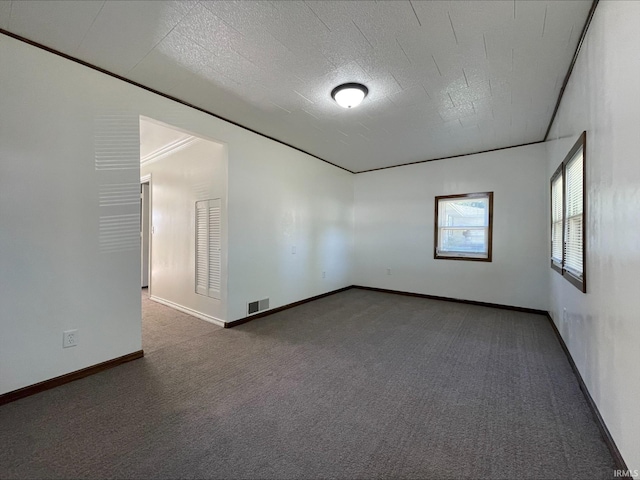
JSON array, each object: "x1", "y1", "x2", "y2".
[{"x1": 247, "y1": 298, "x2": 269, "y2": 316}]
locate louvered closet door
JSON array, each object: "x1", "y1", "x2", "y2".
[
  {"x1": 195, "y1": 199, "x2": 222, "y2": 300},
  {"x1": 207, "y1": 201, "x2": 221, "y2": 299}
]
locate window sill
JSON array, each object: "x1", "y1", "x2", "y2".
[
  {"x1": 550, "y1": 263, "x2": 586, "y2": 293},
  {"x1": 435, "y1": 254, "x2": 492, "y2": 262},
  {"x1": 564, "y1": 270, "x2": 586, "y2": 293}
]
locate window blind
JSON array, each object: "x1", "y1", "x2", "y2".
[
  {"x1": 564, "y1": 151, "x2": 583, "y2": 277},
  {"x1": 551, "y1": 174, "x2": 563, "y2": 265},
  {"x1": 549, "y1": 132, "x2": 586, "y2": 292}
]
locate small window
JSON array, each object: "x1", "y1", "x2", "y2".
[
  {"x1": 434, "y1": 192, "x2": 493, "y2": 262},
  {"x1": 550, "y1": 132, "x2": 586, "y2": 292}
]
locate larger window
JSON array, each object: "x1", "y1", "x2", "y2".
[
  {"x1": 550, "y1": 132, "x2": 586, "y2": 292},
  {"x1": 434, "y1": 192, "x2": 493, "y2": 261}
]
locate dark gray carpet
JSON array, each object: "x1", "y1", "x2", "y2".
[
  {"x1": 0, "y1": 288, "x2": 615, "y2": 479},
  {"x1": 141, "y1": 289, "x2": 221, "y2": 354}
]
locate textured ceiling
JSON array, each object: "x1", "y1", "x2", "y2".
[{"x1": 0, "y1": 0, "x2": 593, "y2": 172}]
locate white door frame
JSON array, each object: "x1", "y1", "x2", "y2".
[{"x1": 140, "y1": 173, "x2": 152, "y2": 294}]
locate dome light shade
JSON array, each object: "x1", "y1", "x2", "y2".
[{"x1": 331, "y1": 83, "x2": 368, "y2": 109}]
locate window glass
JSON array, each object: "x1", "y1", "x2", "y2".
[
  {"x1": 549, "y1": 132, "x2": 586, "y2": 292},
  {"x1": 551, "y1": 173, "x2": 563, "y2": 265},
  {"x1": 564, "y1": 151, "x2": 584, "y2": 277},
  {"x1": 435, "y1": 192, "x2": 492, "y2": 261}
]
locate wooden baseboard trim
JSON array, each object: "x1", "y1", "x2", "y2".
[
  {"x1": 0, "y1": 350, "x2": 144, "y2": 406},
  {"x1": 545, "y1": 314, "x2": 628, "y2": 471},
  {"x1": 226, "y1": 286, "x2": 353, "y2": 328},
  {"x1": 226, "y1": 282, "x2": 626, "y2": 471},
  {"x1": 227, "y1": 285, "x2": 548, "y2": 328},
  {"x1": 352, "y1": 285, "x2": 548, "y2": 316}
]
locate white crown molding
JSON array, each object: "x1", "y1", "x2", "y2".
[{"x1": 140, "y1": 136, "x2": 199, "y2": 166}]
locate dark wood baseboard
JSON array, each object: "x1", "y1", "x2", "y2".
[
  {"x1": 545, "y1": 314, "x2": 628, "y2": 471},
  {"x1": 227, "y1": 284, "x2": 548, "y2": 328},
  {"x1": 352, "y1": 285, "x2": 548, "y2": 316},
  {"x1": 0, "y1": 350, "x2": 144, "y2": 406},
  {"x1": 357, "y1": 285, "x2": 628, "y2": 469},
  {"x1": 225, "y1": 286, "x2": 353, "y2": 328},
  {"x1": 223, "y1": 284, "x2": 625, "y2": 472}
]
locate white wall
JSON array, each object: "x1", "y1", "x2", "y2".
[
  {"x1": 354, "y1": 143, "x2": 549, "y2": 311},
  {"x1": 545, "y1": 1, "x2": 640, "y2": 470},
  {"x1": 141, "y1": 132, "x2": 228, "y2": 325},
  {"x1": 227, "y1": 141, "x2": 354, "y2": 321},
  {"x1": 0, "y1": 34, "x2": 353, "y2": 394},
  {"x1": 0, "y1": 35, "x2": 141, "y2": 394}
]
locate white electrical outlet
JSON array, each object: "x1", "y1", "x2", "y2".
[
  {"x1": 387, "y1": 268, "x2": 392, "y2": 275},
  {"x1": 291, "y1": 245, "x2": 296, "y2": 254},
  {"x1": 322, "y1": 271, "x2": 326, "y2": 278},
  {"x1": 63, "y1": 329, "x2": 78, "y2": 348}
]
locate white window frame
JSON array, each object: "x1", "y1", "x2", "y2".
[
  {"x1": 434, "y1": 192, "x2": 493, "y2": 262},
  {"x1": 550, "y1": 132, "x2": 586, "y2": 293}
]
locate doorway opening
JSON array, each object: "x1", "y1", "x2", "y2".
[{"x1": 138, "y1": 116, "x2": 228, "y2": 351}]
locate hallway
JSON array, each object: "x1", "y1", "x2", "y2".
[{"x1": 142, "y1": 288, "x2": 220, "y2": 354}]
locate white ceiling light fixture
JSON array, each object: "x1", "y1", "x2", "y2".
[{"x1": 331, "y1": 83, "x2": 369, "y2": 109}]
